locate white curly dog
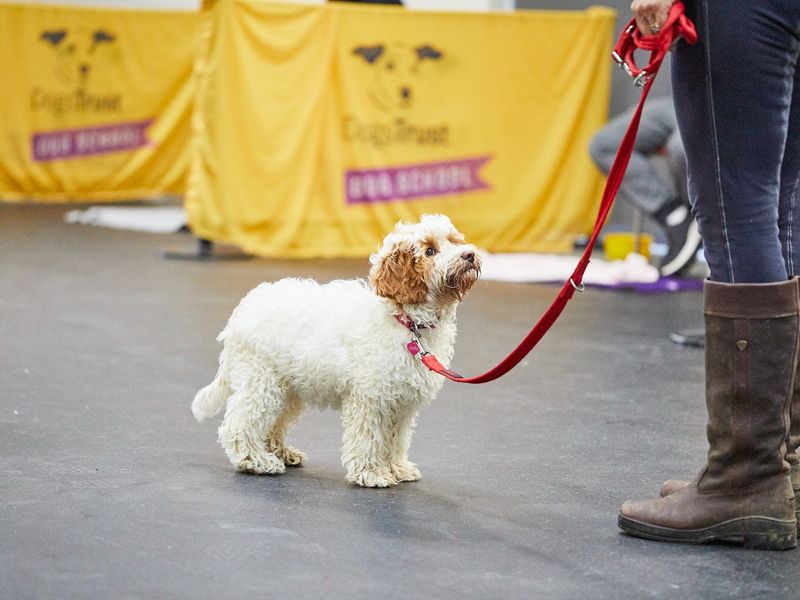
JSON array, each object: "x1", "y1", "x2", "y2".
[{"x1": 191, "y1": 214, "x2": 480, "y2": 487}]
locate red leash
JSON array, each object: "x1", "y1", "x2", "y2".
[{"x1": 407, "y1": 3, "x2": 697, "y2": 384}]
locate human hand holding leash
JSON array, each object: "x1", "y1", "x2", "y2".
[{"x1": 631, "y1": 0, "x2": 674, "y2": 36}]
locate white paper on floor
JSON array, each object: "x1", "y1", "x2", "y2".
[
  {"x1": 479, "y1": 251, "x2": 660, "y2": 285},
  {"x1": 64, "y1": 206, "x2": 187, "y2": 234}
]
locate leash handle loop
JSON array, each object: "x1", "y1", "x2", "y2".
[
  {"x1": 418, "y1": 3, "x2": 696, "y2": 384},
  {"x1": 611, "y1": 2, "x2": 697, "y2": 88}
]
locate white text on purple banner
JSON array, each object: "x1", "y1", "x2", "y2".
[
  {"x1": 345, "y1": 155, "x2": 492, "y2": 205},
  {"x1": 31, "y1": 118, "x2": 153, "y2": 162}
]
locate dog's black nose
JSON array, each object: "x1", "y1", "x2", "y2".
[
  {"x1": 401, "y1": 87, "x2": 411, "y2": 99},
  {"x1": 461, "y1": 251, "x2": 475, "y2": 263},
  {"x1": 80, "y1": 63, "x2": 90, "y2": 74}
]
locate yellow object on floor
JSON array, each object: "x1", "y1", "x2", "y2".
[{"x1": 604, "y1": 232, "x2": 653, "y2": 261}]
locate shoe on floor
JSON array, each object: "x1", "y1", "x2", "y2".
[{"x1": 656, "y1": 201, "x2": 702, "y2": 277}]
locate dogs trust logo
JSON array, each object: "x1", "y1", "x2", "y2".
[
  {"x1": 344, "y1": 41, "x2": 492, "y2": 206},
  {"x1": 353, "y1": 43, "x2": 443, "y2": 111},
  {"x1": 30, "y1": 27, "x2": 153, "y2": 162},
  {"x1": 41, "y1": 28, "x2": 117, "y2": 86}
]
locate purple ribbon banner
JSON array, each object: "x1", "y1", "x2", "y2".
[
  {"x1": 345, "y1": 155, "x2": 492, "y2": 205},
  {"x1": 31, "y1": 118, "x2": 153, "y2": 162}
]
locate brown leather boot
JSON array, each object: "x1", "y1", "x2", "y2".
[
  {"x1": 660, "y1": 466, "x2": 800, "y2": 502},
  {"x1": 659, "y1": 279, "x2": 800, "y2": 526},
  {"x1": 618, "y1": 279, "x2": 800, "y2": 550}
]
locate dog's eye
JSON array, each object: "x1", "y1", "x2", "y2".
[
  {"x1": 386, "y1": 62, "x2": 395, "y2": 71},
  {"x1": 425, "y1": 247, "x2": 437, "y2": 257}
]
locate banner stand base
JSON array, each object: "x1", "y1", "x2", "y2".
[{"x1": 160, "y1": 238, "x2": 252, "y2": 261}]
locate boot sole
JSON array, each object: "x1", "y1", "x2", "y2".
[
  {"x1": 618, "y1": 513, "x2": 797, "y2": 550},
  {"x1": 663, "y1": 484, "x2": 800, "y2": 535}
]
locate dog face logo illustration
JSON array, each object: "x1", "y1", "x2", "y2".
[
  {"x1": 40, "y1": 28, "x2": 117, "y2": 87},
  {"x1": 353, "y1": 43, "x2": 443, "y2": 111}
]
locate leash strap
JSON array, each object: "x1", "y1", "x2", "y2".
[{"x1": 410, "y1": 2, "x2": 696, "y2": 384}]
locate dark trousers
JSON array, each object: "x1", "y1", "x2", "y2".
[{"x1": 672, "y1": 0, "x2": 800, "y2": 283}]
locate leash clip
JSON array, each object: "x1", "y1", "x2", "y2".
[
  {"x1": 408, "y1": 322, "x2": 430, "y2": 356},
  {"x1": 611, "y1": 50, "x2": 628, "y2": 73},
  {"x1": 612, "y1": 49, "x2": 648, "y2": 87}
]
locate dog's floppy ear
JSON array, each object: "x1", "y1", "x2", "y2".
[
  {"x1": 416, "y1": 45, "x2": 443, "y2": 61},
  {"x1": 92, "y1": 30, "x2": 116, "y2": 46},
  {"x1": 370, "y1": 241, "x2": 428, "y2": 305},
  {"x1": 353, "y1": 45, "x2": 385, "y2": 64},
  {"x1": 41, "y1": 29, "x2": 67, "y2": 46}
]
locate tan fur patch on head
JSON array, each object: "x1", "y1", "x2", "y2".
[
  {"x1": 369, "y1": 241, "x2": 429, "y2": 305},
  {"x1": 422, "y1": 234, "x2": 440, "y2": 254},
  {"x1": 447, "y1": 232, "x2": 465, "y2": 245}
]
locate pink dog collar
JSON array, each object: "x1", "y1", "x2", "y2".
[
  {"x1": 394, "y1": 314, "x2": 435, "y2": 331},
  {"x1": 395, "y1": 314, "x2": 433, "y2": 357}
]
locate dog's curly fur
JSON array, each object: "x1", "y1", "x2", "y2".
[{"x1": 192, "y1": 214, "x2": 480, "y2": 487}]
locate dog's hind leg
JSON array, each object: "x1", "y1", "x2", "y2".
[
  {"x1": 266, "y1": 395, "x2": 307, "y2": 467},
  {"x1": 341, "y1": 394, "x2": 398, "y2": 488},
  {"x1": 217, "y1": 355, "x2": 286, "y2": 475},
  {"x1": 388, "y1": 407, "x2": 422, "y2": 483}
]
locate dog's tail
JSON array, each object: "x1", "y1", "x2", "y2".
[{"x1": 191, "y1": 372, "x2": 230, "y2": 423}]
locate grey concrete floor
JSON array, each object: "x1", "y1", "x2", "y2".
[{"x1": 2, "y1": 204, "x2": 800, "y2": 600}]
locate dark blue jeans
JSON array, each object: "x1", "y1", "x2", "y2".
[{"x1": 672, "y1": 0, "x2": 800, "y2": 283}]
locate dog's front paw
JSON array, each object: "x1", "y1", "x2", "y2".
[
  {"x1": 275, "y1": 446, "x2": 306, "y2": 467},
  {"x1": 235, "y1": 452, "x2": 286, "y2": 475},
  {"x1": 390, "y1": 461, "x2": 421, "y2": 482},
  {"x1": 347, "y1": 467, "x2": 398, "y2": 488}
]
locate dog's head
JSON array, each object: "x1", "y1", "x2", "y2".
[
  {"x1": 369, "y1": 215, "x2": 480, "y2": 312},
  {"x1": 40, "y1": 27, "x2": 117, "y2": 86},
  {"x1": 353, "y1": 43, "x2": 443, "y2": 110}
]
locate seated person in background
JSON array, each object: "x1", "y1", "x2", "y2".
[{"x1": 589, "y1": 97, "x2": 701, "y2": 277}]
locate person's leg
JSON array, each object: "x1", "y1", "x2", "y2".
[
  {"x1": 657, "y1": 3, "x2": 800, "y2": 518},
  {"x1": 662, "y1": 69, "x2": 800, "y2": 518},
  {"x1": 671, "y1": 0, "x2": 800, "y2": 283},
  {"x1": 662, "y1": 60, "x2": 800, "y2": 534},
  {"x1": 619, "y1": 0, "x2": 800, "y2": 548}
]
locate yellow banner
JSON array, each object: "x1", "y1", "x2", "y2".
[
  {"x1": 0, "y1": 3, "x2": 198, "y2": 202},
  {"x1": 187, "y1": 1, "x2": 614, "y2": 257}
]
